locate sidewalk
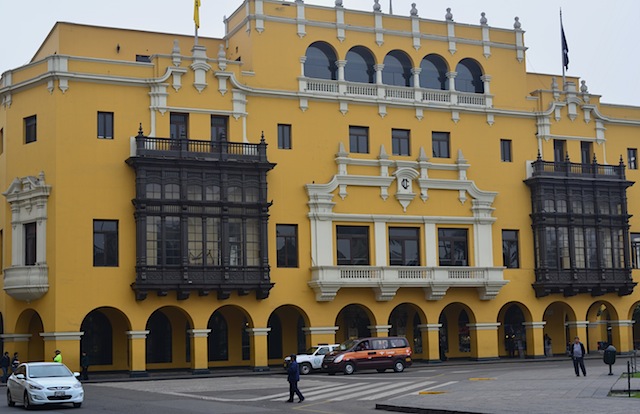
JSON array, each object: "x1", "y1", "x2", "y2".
[{"x1": 376, "y1": 356, "x2": 640, "y2": 414}]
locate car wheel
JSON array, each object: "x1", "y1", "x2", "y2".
[
  {"x1": 23, "y1": 392, "x2": 32, "y2": 410},
  {"x1": 7, "y1": 389, "x2": 15, "y2": 407},
  {"x1": 299, "y1": 363, "x2": 312, "y2": 375},
  {"x1": 343, "y1": 362, "x2": 355, "y2": 375},
  {"x1": 393, "y1": 360, "x2": 405, "y2": 373},
  {"x1": 377, "y1": 368, "x2": 386, "y2": 373},
  {"x1": 73, "y1": 402, "x2": 82, "y2": 408}
]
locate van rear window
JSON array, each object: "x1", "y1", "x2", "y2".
[{"x1": 389, "y1": 338, "x2": 408, "y2": 348}]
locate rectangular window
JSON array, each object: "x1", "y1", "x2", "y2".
[
  {"x1": 391, "y1": 129, "x2": 410, "y2": 156},
  {"x1": 432, "y1": 132, "x2": 450, "y2": 158},
  {"x1": 278, "y1": 124, "x2": 292, "y2": 150},
  {"x1": 502, "y1": 230, "x2": 519, "y2": 268},
  {"x1": 0, "y1": 127, "x2": 3, "y2": 155},
  {"x1": 24, "y1": 115, "x2": 37, "y2": 144},
  {"x1": 229, "y1": 219, "x2": 244, "y2": 266},
  {"x1": 389, "y1": 227, "x2": 420, "y2": 266},
  {"x1": 631, "y1": 233, "x2": 640, "y2": 269},
  {"x1": 349, "y1": 126, "x2": 369, "y2": 154},
  {"x1": 97, "y1": 112, "x2": 114, "y2": 139},
  {"x1": 553, "y1": 139, "x2": 566, "y2": 163},
  {"x1": 500, "y1": 139, "x2": 512, "y2": 162},
  {"x1": 93, "y1": 220, "x2": 118, "y2": 266},
  {"x1": 581, "y1": 141, "x2": 592, "y2": 165},
  {"x1": 438, "y1": 228, "x2": 468, "y2": 266},
  {"x1": 336, "y1": 226, "x2": 370, "y2": 265},
  {"x1": 135, "y1": 55, "x2": 151, "y2": 63},
  {"x1": 628, "y1": 148, "x2": 638, "y2": 170},
  {"x1": 170, "y1": 113, "x2": 189, "y2": 139},
  {"x1": 246, "y1": 219, "x2": 260, "y2": 267},
  {"x1": 211, "y1": 115, "x2": 228, "y2": 141},
  {"x1": 277, "y1": 224, "x2": 298, "y2": 268},
  {"x1": 25, "y1": 222, "x2": 37, "y2": 266}
]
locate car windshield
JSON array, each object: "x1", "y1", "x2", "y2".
[
  {"x1": 29, "y1": 365, "x2": 73, "y2": 379},
  {"x1": 339, "y1": 339, "x2": 359, "y2": 351}
]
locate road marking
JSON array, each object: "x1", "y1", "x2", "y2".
[
  {"x1": 329, "y1": 381, "x2": 413, "y2": 401},
  {"x1": 359, "y1": 380, "x2": 438, "y2": 400},
  {"x1": 270, "y1": 382, "x2": 367, "y2": 402}
]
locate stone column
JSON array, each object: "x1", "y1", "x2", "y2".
[
  {"x1": 522, "y1": 321, "x2": 546, "y2": 359},
  {"x1": 467, "y1": 323, "x2": 500, "y2": 361},
  {"x1": 610, "y1": 320, "x2": 635, "y2": 354},
  {"x1": 303, "y1": 326, "x2": 339, "y2": 347},
  {"x1": 126, "y1": 330, "x2": 149, "y2": 377},
  {"x1": 188, "y1": 329, "x2": 211, "y2": 374},
  {"x1": 39, "y1": 332, "x2": 83, "y2": 372},
  {"x1": 447, "y1": 71, "x2": 457, "y2": 105},
  {"x1": 374, "y1": 64, "x2": 385, "y2": 99},
  {"x1": 246, "y1": 327, "x2": 270, "y2": 372},
  {"x1": 418, "y1": 323, "x2": 442, "y2": 363}
]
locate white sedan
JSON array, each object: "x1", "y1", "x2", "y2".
[{"x1": 7, "y1": 362, "x2": 84, "y2": 409}]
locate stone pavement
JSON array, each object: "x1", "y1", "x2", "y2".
[{"x1": 376, "y1": 357, "x2": 640, "y2": 414}]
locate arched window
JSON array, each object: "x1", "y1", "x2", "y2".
[
  {"x1": 207, "y1": 311, "x2": 228, "y2": 361},
  {"x1": 345, "y1": 46, "x2": 375, "y2": 83},
  {"x1": 267, "y1": 314, "x2": 283, "y2": 359},
  {"x1": 146, "y1": 311, "x2": 172, "y2": 363},
  {"x1": 382, "y1": 50, "x2": 413, "y2": 87},
  {"x1": 420, "y1": 54, "x2": 448, "y2": 90},
  {"x1": 304, "y1": 41, "x2": 337, "y2": 80},
  {"x1": 80, "y1": 311, "x2": 113, "y2": 365},
  {"x1": 455, "y1": 58, "x2": 484, "y2": 93}
]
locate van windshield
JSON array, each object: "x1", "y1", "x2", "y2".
[{"x1": 339, "y1": 339, "x2": 359, "y2": 351}]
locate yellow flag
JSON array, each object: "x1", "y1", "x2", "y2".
[{"x1": 194, "y1": 0, "x2": 201, "y2": 28}]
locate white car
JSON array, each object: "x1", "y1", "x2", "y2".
[
  {"x1": 284, "y1": 344, "x2": 340, "y2": 375},
  {"x1": 7, "y1": 362, "x2": 84, "y2": 409}
]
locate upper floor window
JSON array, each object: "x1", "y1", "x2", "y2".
[
  {"x1": 438, "y1": 228, "x2": 468, "y2": 266},
  {"x1": 211, "y1": 115, "x2": 228, "y2": 141},
  {"x1": 336, "y1": 226, "x2": 369, "y2": 265},
  {"x1": 97, "y1": 112, "x2": 114, "y2": 139},
  {"x1": 0, "y1": 127, "x2": 4, "y2": 155},
  {"x1": 554, "y1": 140, "x2": 566, "y2": 163},
  {"x1": 628, "y1": 148, "x2": 638, "y2": 170},
  {"x1": 631, "y1": 233, "x2": 640, "y2": 269},
  {"x1": 278, "y1": 124, "x2": 292, "y2": 150},
  {"x1": 345, "y1": 46, "x2": 375, "y2": 84},
  {"x1": 24, "y1": 115, "x2": 37, "y2": 144},
  {"x1": 500, "y1": 139, "x2": 512, "y2": 162},
  {"x1": 349, "y1": 126, "x2": 369, "y2": 154},
  {"x1": 419, "y1": 54, "x2": 448, "y2": 90},
  {"x1": 304, "y1": 42, "x2": 337, "y2": 80},
  {"x1": 502, "y1": 230, "x2": 519, "y2": 268},
  {"x1": 276, "y1": 224, "x2": 298, "y2": 268},
  {"x1": 25, "y1": 222, "x2": 37, "y2": 266},
  {"x1": 432, "y1": 132, "x2": 450, "y2": 158},
  {"x1": 455, "y1": 59, "x2": 483, "y2": 93},
  {"x1": 382, "y1": 50, "x2": 413, "y2": 87},
  {"x1": 170, "y1": 113, "x2": 189, "y2": 139},
  {"x1": 94, "y1": 220, "x2": 118, "y2": 267},
  {"x1": 581, "y1": 141, "x2": 593, "y2": 165},
  {"x1": 389, "y1": 227, "x2": 420, "y2": 266},
  {"x1": 392, "y1": 129, "x2": 410, "y2": 156},
  {"x1": 135, "y1": 55, "x2": 151, "y2": 63}
]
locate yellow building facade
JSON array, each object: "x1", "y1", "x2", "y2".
[{"x1": 1, "y1": 0, "x2": 639, "y2": 375}]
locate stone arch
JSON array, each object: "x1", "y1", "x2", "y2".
[
  {"x1": 145, "y1": 306, "x2": 194, "y2": 368},
  {"x1": 305, "y1": 41, "x2": 338, "y2": 80},
  {"x1": 345, "y1": 46, "x2": 376, "y2": 83},
  {"x1": 543, "y1": 301, "x2": 577, "y2": 356},
  {"x1": 455, "y1": 58, "x2": 484, "y2": 93},
  {"x1": 630, "y1": 302, "x2": 640, "y2": 350},
  {"x1": 497, "y1": 302, "x2": 533, "y2": 358},
  {"x1": 207, "y1": 305, "x2": 254, "y2": 367},
  {"x1": 438, "y1": 303, "x2": 476, "y2": 360},
  {"x1": 267, "y1": 305, "x2": 311, "y2": 362},
  {"x1": 382, "y1": 50, "x2": 414, "y2": 87},
  {"x1": 420, "y1": 54, "x2": 449, "y2": 90},
  {"x1": 388, "y1": 303, "x2": 427, "y2": 358},
  {"x1": 80, "y1": 307, "x2": 131, "y2": 371},
  {"x1": 335, "y1": 304, "x2": 376, "y2": 342},
  {"x1": 586, "y1": 301, "x2": 620, "y2": 352},
  {"x1": 14, "y1": 309, "x2": 44, "y2": 362}
]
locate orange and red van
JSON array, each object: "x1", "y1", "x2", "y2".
[{"x1": 321, "y1": 337, "x2": 412, "y2": 375}]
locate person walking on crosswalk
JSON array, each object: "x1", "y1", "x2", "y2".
[{"x1": 286, "y1": 354, "x2": 305, "y2": 403}]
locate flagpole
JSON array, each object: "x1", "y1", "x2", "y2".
[
  {"x1": 194, "y1": 0, "x2": 200, "y2": 46},
  {"x1": 560, "y1": 9, "x2": 564, "y2": 90}
]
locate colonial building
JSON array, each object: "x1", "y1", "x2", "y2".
[{"x1": 1, "y1": 0, "x2": 639, "y2": 375}]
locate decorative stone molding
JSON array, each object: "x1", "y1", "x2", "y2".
[
  {"x1": 190, "y1": 45, "x2": 211, "y2": 93},
  {"x1": 126, "y1": 330, "x2": 150, "y2": 339},
  {"x1": 40, "y1": 332, "x2": 84, "y2": 341},
  {"x1": 368, "y1": 325, "x2": 392, "y2": 335},
  {"x1": 0, "y1": 334, "x2": 32, "y2": 343},
  {"x1": 245, "y1": 327, "x2": 271, "y2": 336},
  {"x1": 302, "y1": 326, "x2": 339, "y2": 335}
]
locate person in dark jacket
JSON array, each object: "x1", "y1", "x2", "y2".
[
  {"x1": 80, "y1": 352, "x2": 90, "y2": 380},
  {"x1": 1, "y1": 352, "x2": 10, "y2": 383},
  {"x1": 286, "y1": 354, "x2": 304, "y2": 403},
  {"x1": 10, "y1": 352, "x2": 20, "y2": 372},
  {"x1": 570, "y1": 336, "x2": 587, "y2": 376}
]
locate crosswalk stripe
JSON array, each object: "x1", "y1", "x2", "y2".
[
  {"x1": 270, "y1": 382, "x2": 366, "y2": 401},
  {"x1": 329, "y1": 381, "x2": 412, "y2": 401},
  {"x1": 359, "y1": 380, "x2": 439, "y2": 400}
]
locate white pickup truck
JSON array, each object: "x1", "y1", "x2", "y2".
[{"x1": 283, "y1": 344, "x2": 340, "y2": 375}]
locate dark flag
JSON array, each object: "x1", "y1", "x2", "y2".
[{"x1": 561, "y1": 17, "x2": 569, "y2": 70}]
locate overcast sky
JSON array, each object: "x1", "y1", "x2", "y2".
[{"x1": 1, "y1": 0, "x2": 638, "y2": 106}]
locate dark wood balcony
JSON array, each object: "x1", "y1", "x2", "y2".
[{"x1": 530, "y1": 157, "x2": 626, "y2": 180}]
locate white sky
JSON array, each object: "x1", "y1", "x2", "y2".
[{"x1": 1, "y1": 0, "x2": 638, "y2": 106}]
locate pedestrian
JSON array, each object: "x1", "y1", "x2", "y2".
[
  {"x1": 544, "y1": 334, "x2": 552, "y2": 357},
  {"x1": 11, "y1": 352, "x2": 20, "y2": 372},
  {"x1": 570, "y1": 336, "x2": 587, "y2": 377},
  {"x1": 1, "y1": 351, "x2": 10, "y2": 383},
  {"x1": 80, "y1": 352, "x2": 89, "y2": 380},
  {"x1": 286, "y1": 354, "x2": 304, "y2": 403},
  {"x1": 53, "y1": 349, "x2": 62, "y2": 363}
]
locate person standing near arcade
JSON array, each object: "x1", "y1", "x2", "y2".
[
  {"x1": 570, "y1": 336, "x2": 587, "y2": 376},
  {"x1": 53, "y1": 350, "x2": 62, "y2": 363},
  {"x1": 286, "y1": 354, "x2": 305, "y2": 403}
]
